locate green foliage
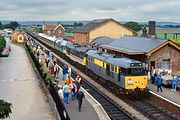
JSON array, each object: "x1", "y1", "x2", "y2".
[
  {"x1": 62, "y1": 22, "x2": 83, "y2": 33},
  {"x1": 1, "y1": 21, "x2": 20, "y2": 30},
  {"x1": 0, "y1": 36, "x2": 6, "y2": 52},
  {"x1": 124, "y1": 21, "x2": 143, "y2": 31},
  {"x1": 172, "y1": 40, "x2": 180, "y2": 46},
  {"x1": 0, "y1": 99, "x2": 12, "y2": 119},
  {"x1": 0, "y1": 22, "x2": 2, "y2": 30}
]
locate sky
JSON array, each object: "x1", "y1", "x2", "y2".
[{"x1": 0, "y1": 0, "x2": 180, "y2": 22}]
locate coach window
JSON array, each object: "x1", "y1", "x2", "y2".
[
  {"x1": 103, "y1": 62, "x2": 105, "y2": 68},
  {"x1": 115, "y1": 66, "x2": 117, "y2": 73}
]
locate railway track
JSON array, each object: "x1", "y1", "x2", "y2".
[
  {"x1": 26, "y1": 31, "x2": 179, "y2": 120},
  {"x1": 127, "y1": 99, "x2": 178, "y2": 120}
]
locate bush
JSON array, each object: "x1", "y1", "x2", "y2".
[
  {"x1": 0, "y1": 100, "x2": 12, "y2": 119},
  {"x1": 0, "y1": 36, "x2": 6, "y2": 52}
]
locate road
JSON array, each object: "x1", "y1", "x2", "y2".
[{"x1": 0, "y1": 38, "x2": 55, "y2": 120}]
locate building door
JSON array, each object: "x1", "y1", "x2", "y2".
[{"x1": 150, "y1": 61, "x2": 155, "y2": 69}]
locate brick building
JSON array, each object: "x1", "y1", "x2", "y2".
[
  {"x1": 43, "y1": 23, "x2": 65, "y2": 38},
  {"x1": 11, "y1": 30, "x2": 27, "y2": 43},
  {"x1": 73, "y1": 18, "x2": 135, "y2": 44},
  {"x1": 95, "y1": 36, "x2": 180, "y2": 75}
]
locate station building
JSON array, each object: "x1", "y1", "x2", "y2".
[
  {"x1": 11, "y1": 30, "x2": 27, "y2": 43},
  {"x1": 91, "y1": 35, "x2": 180, "y2": 75},
  {"x1": 73, "y1": 18, "x2": 135, "y2": 44},
  {"x1": 42, "y1": 22, "x2": 65, "y2": 38}
]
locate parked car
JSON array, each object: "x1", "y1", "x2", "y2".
[
  {"x1": 5, "y1": 44, "x2": 11, "y2": 51},
  {"x1": 0, "y1": 49, "x2": 9, "y2": 57}
]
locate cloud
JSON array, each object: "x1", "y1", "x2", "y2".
[{"x1": 0, "y1": 0, "x2": 180, "y2": 22}]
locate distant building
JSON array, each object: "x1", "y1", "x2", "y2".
[
  {"x1": 138, "y1": 21, "x2": 180, "y2": 40},
  {"x1": 42, "y1": 23, "x2": 65, "y2": 38},
  {"x1": 3, "y1": 29, "x2": 13, "y2": 37},
  {"x1": 99, "y1": 36, "x2": 180, "y2": 75},
  {"x1": 73, "y1": 18, "x2": 136, "y2": 44},
  {"x1": 11, "y1": 30, "x2": 27, "y2": 43}
]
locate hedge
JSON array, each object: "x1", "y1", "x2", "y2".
[{"x1": 0, "y1": 36, "x2": 6, "y2": 52}]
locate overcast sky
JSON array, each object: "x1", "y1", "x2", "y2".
[{"x1": 0, "y1": 0, "x2": 180, "y2": 22}]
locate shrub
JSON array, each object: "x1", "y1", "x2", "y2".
[{"x1": 0, "y1": 36, "x2": 6, "y2": 52}]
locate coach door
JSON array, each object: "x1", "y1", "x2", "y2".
[{"x1": 106, "y1": 64, "x2": 110, "y2": 76}]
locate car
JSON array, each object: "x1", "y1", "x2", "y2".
[
  {"x1": 0, "y1": 49, "x2": 9, "y2": 57},
  {"x1": 5, "y1": 44, "x2": 11, "y2": 51}
]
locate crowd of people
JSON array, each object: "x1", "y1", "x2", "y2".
[
  {"x1": 27, "y1": 40, "x2": 85, "y2": 112},
  {"x1": 150, "y1": 67, "x2": 179, "y2": 92}
]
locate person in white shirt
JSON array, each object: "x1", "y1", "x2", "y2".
[{"x1": 58, "y1": 85, "x2": 64, "y2": 100}]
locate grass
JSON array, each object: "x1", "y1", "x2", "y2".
[{"x1": 12, "y1": 41, "x2": 26, "y2": 48}]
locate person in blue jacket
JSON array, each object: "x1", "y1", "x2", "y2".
[
  {"x1": 157, "y1": 75, "x2": 163, "y2": 92},
  {"x1": 172, "y1": 75, "x2": 179, "y2": 92}
]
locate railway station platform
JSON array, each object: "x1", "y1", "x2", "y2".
[
  {"x1": 0, "y1": 38, "x2": 55, "y2": 120},
  {"x1": 37, "y1": 48, "x2": 110, "y2": 120},
  {"x1": 148, "y1": 81, "x2": 180, "y2": 105}
]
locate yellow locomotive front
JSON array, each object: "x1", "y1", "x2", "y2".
[{"x1": 123, "y1": 64, "x2": 148, "y2": 94}]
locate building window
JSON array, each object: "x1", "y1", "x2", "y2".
[{"x1": 59, "y1": 30, "x2": 61, "y2": 33}]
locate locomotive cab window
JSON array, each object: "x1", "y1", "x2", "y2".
[{"x1": 126, "y1": 68, "x2": 147, "y2": 76}]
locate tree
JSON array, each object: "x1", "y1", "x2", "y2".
[
  {"x1": 0, "y1": 99, "x2": 12, "y2": 119},
  {"x1": 124, "y1": 21, "x2": 143, "y2": 31},
  {"x1": 0, "y1": 21, "x2": 2, "y2": 30},
  {"x1": 2, "y1": 21, "x2": 20, "y2": 30},
  {"x1": 0, "y1": 36, "x2": 6, "y2": 52}
]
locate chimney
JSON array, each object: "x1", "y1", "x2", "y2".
[
  {"x1": 142, "y1": 26, "x2": 147, "y2": 37},
  {"x1": 148, "y1": 21, "x2": 156, "y2": 38}
]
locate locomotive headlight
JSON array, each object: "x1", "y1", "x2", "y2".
[{"x1": 128, "y1": 79, "x2": 133, "y2": 85}]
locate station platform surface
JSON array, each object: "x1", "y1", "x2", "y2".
[
  {"x1": 148, "y1": 81, "x2": 180, "y2": 105},
  {"x1": 36, "y1": 46, "x2": 110, "y2": 120},
  {"x1": 0, "y1": 38, "x2": 55, "y2": 120}
]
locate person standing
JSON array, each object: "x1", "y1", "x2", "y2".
[
  {"x1": 151, "y1": 67, "x2": 156, "y2": 84},
  {"x1": 157, "y1": 75, "x2": 163, "y2": 92},
  {"x1": 70, "y1": 83, "x2": 76, "y2": 100},
  {"x1": 172, "y1": 75, "x2": 179, "y2": 92},
  {"x1": 67, "y1": 66, "x2": 72, "y2": 77},
  {"x1": 76, "y1": 90, "x2": 85, "y2": 112},
  {"x1": 63, "y1": 83, "x2": 70, "y2": 104},
  {"x1": 58, "y1": 85, "x2": 64, "y2": 100},
  {"x1": 45, "y1": 57, "x2": 49, "y2": 67},
  {"x1": 65, "y1": 76, "x2": 72, "y2": 86},
  {"x1": 62, "y1": 65, "x2": 67, "y2": 81},
  {"x1": 54, "y1": 62, "x2": 58, "y2": 79}
]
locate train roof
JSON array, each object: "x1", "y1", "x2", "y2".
[
  {"x1": 87, "y1": 50, "x2": 145, "y2": 68},
  {"x1": 38, "y1": 33, "x2": 57, "y2": 42},
  {"x1": 86, "y1": 50, "x2": 113, "y2": 61},
  {"x1": 75, "y1": 46, "x2": 92, "y2": 53},
  {"x1": 106, "y1": 57, "x2": 145, "y2": 68},
  {"x1": 56, "y1": 39, "x2": 68, "y2": 46}
]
